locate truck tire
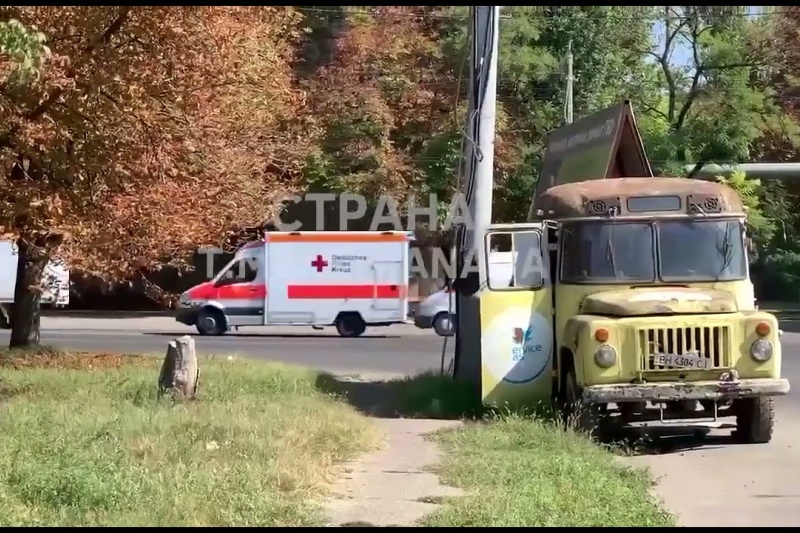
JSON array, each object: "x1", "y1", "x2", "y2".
[
  {"x1": 563, "y1": 368, "x2": 602, "y2": 439},
  {"x1": 432, "y1": 312, "x2": 454, "y2": 337},
  {"x1": 735, "y1": 397, "x2": 775, "y2": 444},
  {"x1": 195, "y1": 308, "x2": 227, "y2": 336},
  {"x1": 335, "y1": 314, "x2": 366, "y2": 338}
]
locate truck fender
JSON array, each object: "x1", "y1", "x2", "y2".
[
  {"x1": 562, "y1": 316, "x2": 595, "y2": 385},
  {"x1": 201, "y1": 300, "x2": 227, "y2": 314}
]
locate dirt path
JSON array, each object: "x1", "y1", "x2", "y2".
[{"x1": 324, "y1": 418, "x2": 463, "y2": 527}]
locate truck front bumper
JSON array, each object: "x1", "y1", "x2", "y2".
[
  {"x1": 175, "y1": 306, "x2": 198, "y2": 326},
  {"x1": 413, "y1": 315, "x2": 433, "y2": 329},
  {"x1": 583, "y1": 378, "x2": 790, "y2": 404}
]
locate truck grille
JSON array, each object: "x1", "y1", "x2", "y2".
[{"x1": 636, "y1": 325, "x2": 731, "y2": 371}]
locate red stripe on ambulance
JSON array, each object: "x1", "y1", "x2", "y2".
[
  {"x1": 287, "y1": 284, "x2": 405, "y2": 299},
  {"x1": 190, "y1": 283, "x2": 268, "y2": 300}
]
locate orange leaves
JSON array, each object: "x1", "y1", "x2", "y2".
[
  {"x1": 302, "y1": 7, "x2": 456, "y2": 200},
  {"x1": 0, "y1": 7, "x2": 312, "y2": 279}
]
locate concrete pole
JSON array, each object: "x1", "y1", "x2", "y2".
[{"x1": 454, "y1": 6, "x2": 501, "y2": 385}]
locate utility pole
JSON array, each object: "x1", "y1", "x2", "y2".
[
  {"x1": 453, "y1": 6, "x2": 501, "y2": 385},
  {"x1": 565, "y1": 40, "x2": 574, "y2": 124}
]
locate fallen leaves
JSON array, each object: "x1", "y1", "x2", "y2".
[{"x1": 0, "y1": 345, "x2": 154, "y2": 370}]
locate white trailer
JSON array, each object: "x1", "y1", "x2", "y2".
[
  {"x1": 176, "y1": 231, "x2": 411, "y2": 337},
  {"x1": 0, "y1": 241, "x2": 71, "y2": 329}
]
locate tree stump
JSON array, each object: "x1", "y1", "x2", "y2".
[{"x1": 158, "y1": 335, "x2": 200, "y2": 399}]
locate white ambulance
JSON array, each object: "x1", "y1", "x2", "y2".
[{"x1": 176, "y1": 231, "x2": 411, "y2": 337}]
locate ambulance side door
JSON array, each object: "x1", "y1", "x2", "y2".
[{"x1": 265, "y1": 241, "x2": 319, "y2": 324}]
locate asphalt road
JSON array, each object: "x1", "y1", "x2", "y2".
[{"x1": 0, "y1": 317, "x2": 453, "y2": 377}]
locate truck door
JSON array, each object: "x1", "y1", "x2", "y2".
[
  {"x1": 371, "y1": 260, "x2": 404, "y2": 315},
  {"x1": 480, "y1": 223, "x2": 554, "y2": 406},
  {"x1": 212, "y1": 250, "x2": 264, "y2": 327}
]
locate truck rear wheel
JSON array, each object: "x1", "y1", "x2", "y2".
[
  {"x1": 335, "y1": 314, "x2": 366, "y2": 338},
  {"x1": 735, "y1": 397, "x2": 775, "y2": 444},
  {"x1": 196, "y1": 308, "x2": 227, "y2": 336}
]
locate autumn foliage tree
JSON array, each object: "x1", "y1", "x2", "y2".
[
  {"x1": 301, "y1": 7, "x2": 455, "y2": 205},
  {"x1": 0, "y1": 7, "x2": 311, "y2": 347}
]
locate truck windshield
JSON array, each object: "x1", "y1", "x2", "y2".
[
  {"x1": 561, "y1": 219, "x2": 746, "y2": 284},
  {"x1": 658, "y1": 219, "x2": 746, "y2": 282},
  {"x1": 561, "y1": 222, "x2": 655, "y2": 282}
]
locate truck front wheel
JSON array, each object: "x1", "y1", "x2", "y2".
[
  {"x1": 735, "y1": 396, "x2": 775, "y2": 444},
  {"x1": 563, "y1": 368, "x2": 602, "y2": 438},
  {"x1": 196, "y1": 308, "x2": 227, "y2": 336}
]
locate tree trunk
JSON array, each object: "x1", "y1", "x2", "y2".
[
  {"x1": 9, "y1": 238, "x2": 47, "y2": 349},
  {"x1": 158, "y1": 335, "x2": 200, "y2": 399}
]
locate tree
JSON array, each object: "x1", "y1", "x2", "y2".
[
  {"x1": 0, "y1": 7, "x2": 310, "y2": 348},
  {"x1": 637, "y1": 7, "x2": 788, "y2": 175},
  {"x1": 485, "y1": 7, "x2": 657, "y2": 220},
  {"x1": 301, "y1": 7, "x2": 458, "y2": 206}
]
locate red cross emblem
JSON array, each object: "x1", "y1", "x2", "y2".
[{"x1": 311, "y1": 254, "x2": 328, "y2": 272}]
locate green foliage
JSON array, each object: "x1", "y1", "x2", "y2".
[
  {"x1": 715, "y1": 170, "x2": 774, "y2": 244},
  {"x1": 491, "y1": 7, "x2": 656, "y2": 221},
  {"x1": 0, "y1": 18, "x2": 49, "y2": 86}
]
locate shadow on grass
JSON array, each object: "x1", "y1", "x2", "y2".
[
  {"x1": 314, "y1": 371, "x2": 484, "y2": 420},
  {"x1": 317, "y1": 371, "x2": 731, "y2": 457},
  {"x1": 314, "y1": 371, "x2": 560, "y2": 421}
]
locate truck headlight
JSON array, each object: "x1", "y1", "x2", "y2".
[
  {"x1": 594, "y1": 345, "x2": 617, "y2": 368},
  {"x1": 750, "y1": 339, "x2": 773, "y2": 362}
]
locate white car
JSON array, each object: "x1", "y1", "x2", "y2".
[
  {"x1": 413, "y1": 288, "x2": 455, "y2": 337},
  {"x1": 412, "y1": 252, "x2": 518, "y2": 337}
]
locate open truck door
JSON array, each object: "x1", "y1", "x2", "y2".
[{"x1": 480, "y1": 223, "x2": 554, "y2": 407}]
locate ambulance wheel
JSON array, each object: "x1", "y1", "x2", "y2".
[
  {"x1": 335, "y1": 314, "x2": 366, "y2": 338},
  {"x1": 734, "y1": 397, "x2": 774, "y2": 444},
  {"x1": 432, "y1": 312, "x2": 454, "y2": 337},
  {"x1": 196, "y1": 308, "x2": 227, "y2": 336}
]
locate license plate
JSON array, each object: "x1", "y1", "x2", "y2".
[{"x1": 653, "y1": 353, "x2": 710, "y2": 370}]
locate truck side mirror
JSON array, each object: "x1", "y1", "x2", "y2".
[{"x1": 746, "y1": 237, "x2": 755, "y2": 254}]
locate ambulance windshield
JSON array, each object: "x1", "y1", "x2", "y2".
[{"x1": 215, "y1": 256, "x2": 258, "y2": 284}]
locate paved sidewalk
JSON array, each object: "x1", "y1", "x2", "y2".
[{"x1": 324, "y1": 418, "x2": 463, "y2": 527}]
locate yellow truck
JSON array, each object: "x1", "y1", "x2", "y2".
[{"x1": 478, "y1": 176, "x2": 789, "y2": 443}]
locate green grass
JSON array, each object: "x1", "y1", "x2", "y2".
[
  {"x1": 0, "y1": 349, "x2": 378, "y2": 527},
  {"x1": 419, "y1": 415, "x2": 674, "y2": 527}
]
